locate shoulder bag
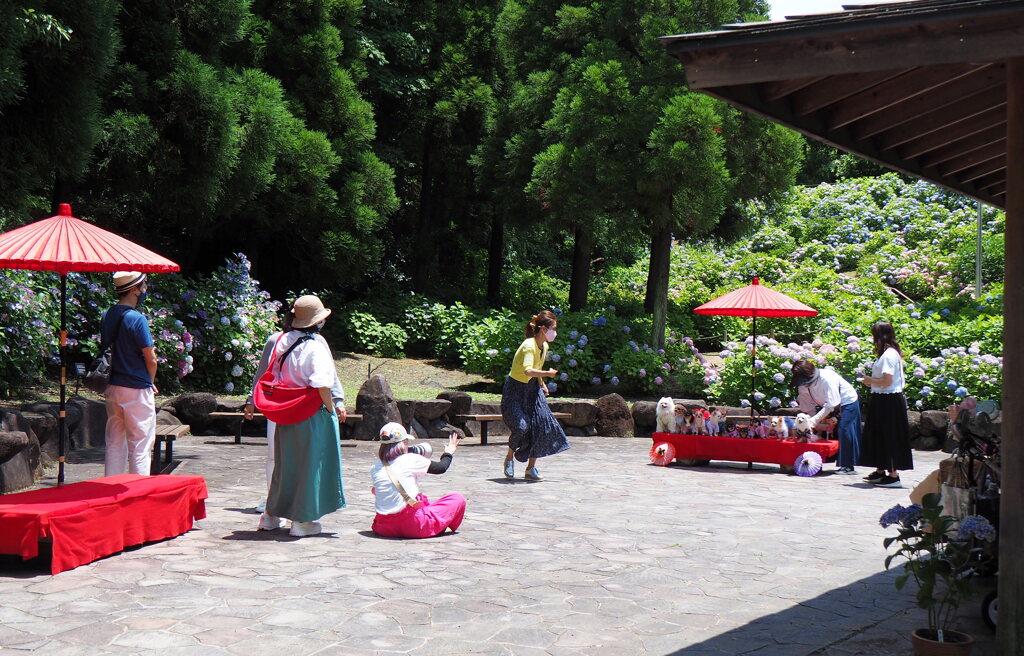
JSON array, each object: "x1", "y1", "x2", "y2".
[
  {"x1": 253, "y1": 333, "x2": 324, "y2": 425},
  {"x1": 382, "y1": 461, "x2": 423, "y2": 509},
  {"x1": 84, "y1": 309, "x2": 129, "y2": 394}
]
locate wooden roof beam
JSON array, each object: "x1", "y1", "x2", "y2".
[
  {"x1": 957, "y1": 158, "x2": 1005, "y2": 183},
  {"x1": 876, "y1": 88, "x2": 1006, "y2": 150},
  {"x1": 759, "y1": 76, "x2": 826, "y2": 102},
  {"x1": 918, "y1": 131, "x2": 1006, "y2": 169},
  {"x1": 789, "y1": 68, "x2": 909, "y2": 115},
  {"x1": 976, "y1": 173, "x2": 1007, "y2": 192},
  {"x1": 938, "y1": 142, "x2": 1004, "y2": 175},
  {"x1": 827, "y1": 63, "x2": 984, "y2": 130},
  {"x1": 850, "y1": 64, "x2": 1003, "y2": 138},
  {"x1": 674, "y1": 12, "x2": 1024, "y2": 89},
  {"x1": 898, "y1": 108, "x2": 1006, "y2": 159}
]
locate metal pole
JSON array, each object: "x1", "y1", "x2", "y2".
[
  {"x1": 750, "y1": 314, "x2": 757, "y2": 421},
  {"x1": 975, "y1": 199, "x2": 983, "y2": 299},
  {"x1": 58, "y1": 274, "x2": 67, "y2": 486}
]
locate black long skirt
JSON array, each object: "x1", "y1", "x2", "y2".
[
  {"x1": 859, "y1": 392, "x2": 914, "y2": 471},
  {"x1": 501, "y1": 377, "x2": 570, "y2": 462}
]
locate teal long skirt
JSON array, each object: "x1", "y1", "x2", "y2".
[{"x1": 266, "y1": 407, "x2": 346, "y2": 522}]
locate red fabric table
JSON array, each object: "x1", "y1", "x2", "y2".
[
  {"x1": 652, "y1": 432, "x2": 839, "y2": 467},
  {"x1": 0, "y1": 474, "x2": 207, "y2": 574}
]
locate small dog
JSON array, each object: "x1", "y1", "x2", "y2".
[
  {"x1": 655, "y1": 397, "x2": 675, "y2": 433},
  {"x1": 816, "y1": 416, "x2": 837, "y2": 440},
  {"x1": 751, "y1": 419, "x2": 769, "y2": 439},
  {"x1": 690, "y1": 408, "x2": 709, "y2": 435},
  {"x1": 673, "y1": 404, "x2": 691, "y2": 434},
  {"x1": 723, "y1": 421, "x2": 738, "y2": 438},
  {"x1": 794, "y1": 413, "x2": 814, "y2": 443},
  {"x1": 767, "y1": 416, "x2": 789, "y2": 440},
  {"x1": 707, "y1": 408, "x2": 723, "y2": 436}
]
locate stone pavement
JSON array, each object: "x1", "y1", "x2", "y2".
[{"x1": 0, "y1": 435, "x2": 996, "y2": 655}]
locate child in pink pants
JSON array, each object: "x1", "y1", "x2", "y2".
[{"x1": 370, "y1": 423, "x2": 466, "y2": 538}]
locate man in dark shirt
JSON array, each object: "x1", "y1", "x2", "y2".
[{"x1": 102, "y1": 271, "x2": 158, "y2": 475}]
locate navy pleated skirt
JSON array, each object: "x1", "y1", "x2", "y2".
[
  {"x1": 501, "y1": 377, "x2": 570, "y2": 463},
  {"x1": 859, "y1": 392, "x2": 914, "y2": 471}
]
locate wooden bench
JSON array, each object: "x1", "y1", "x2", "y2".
[
  {"x1": 455, "y1": 412, "x2": 573, "y2": 445},
  {"x1": 151, "y1": 424, "x2": 190, "y2": 475},
  {"x1": 208, "y1": 411, "x2": 362, "y2": 443}
]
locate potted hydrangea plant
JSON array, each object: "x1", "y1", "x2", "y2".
[{"x1": 880, "y1": 492, "x2": 997, "y2": 655}]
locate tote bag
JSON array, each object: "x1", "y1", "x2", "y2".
[{"x1": 253, "y1": 334, "x2": 323, "y2": 425}]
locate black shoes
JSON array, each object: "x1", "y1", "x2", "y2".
[
  {"x1": 863, "y1": 470, "x2": 885, "y2": 483},
  {"x1": 872, "y1": 475, "x2": 902, "y2": 488}
]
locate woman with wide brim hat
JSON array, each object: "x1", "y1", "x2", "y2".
[
  {"x1": 254, "y1": 295, "x2": 346, "y2": 537},
  {"x1": 370, "y1": 422, "x2": 466, "y2": 538}
]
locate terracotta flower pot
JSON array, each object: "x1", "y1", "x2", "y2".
[{"x1": 911, "y1": 629, "x2": 973, "y2": 656}]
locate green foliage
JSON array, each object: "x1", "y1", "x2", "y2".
[{"x1": 343, "y1": 311, "x2": 409, "y2": 358}]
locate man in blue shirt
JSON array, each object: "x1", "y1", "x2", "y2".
[{"x1": 102, "y1": 271, "x2": 158, "y2": 475}]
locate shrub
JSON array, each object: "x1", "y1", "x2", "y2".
[{"x1": 343, "y1": 311, "x2": 409, "y2": 358}]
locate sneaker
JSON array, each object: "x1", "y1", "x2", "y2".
[
  {"x1": 255, "y1": 499, "x2": 267, "y2": 513},
  {"x1": 863, "y1": 470, "x2": 885, "y2": 483},
  {"x1": 837, "y1": 467, "x2": 858, "y2": 475},
  {"x1": 873, "y1": 475, "x2": 903, "y2": 488},
  {"x1": 503, "y1": 459, "x2": 515, "y2": 479},
  {"x1": 525, "y1": 467, "x2": 542, "y2": 481},
  {"x1": 289, "y1": 521, "x2": 322, "y2": 537},
  {"x1": 257, "y1": 512, "x2": 283, "y2": 531}
]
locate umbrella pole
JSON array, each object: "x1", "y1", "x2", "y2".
[
  {"x1": 751, "y1": 315, "x2": 757, "y2": 422},
  {"x1": 58, "y1": 274, "x2": 68, "y2": 486}
]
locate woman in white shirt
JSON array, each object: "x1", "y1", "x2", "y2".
[
  {"x1": 792, "y1": 360, "x2": 861, "y2": 474},
  {"x1": 255, "y1": 295, "x2": 346, "y2": 536},
  {"x1": 371, "y1": 423, "x2": 466, "y2": 538},
  {"x1": 857, "y1": 322, "x2": 913, "y2": 488}
]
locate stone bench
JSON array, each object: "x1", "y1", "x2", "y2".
[
  {"x1": 208, "y1": 411, "x2": 362, "y2": 443},
  {"x1": 151, "y1": 424, "x2": 190, "y2": 475},
  {"x1": 454, "y1": 413, "x2": 572, "y2": 445}
]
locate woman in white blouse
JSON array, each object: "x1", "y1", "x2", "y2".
[{"x1": 857, "y1": 322, "x2": 913, "y2": 488}]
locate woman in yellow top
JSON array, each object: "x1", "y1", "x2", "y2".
[{"x1": 500, "y1": 310, "x2": 569, "y2": 480}]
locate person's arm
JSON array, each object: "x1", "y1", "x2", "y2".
[
  {"x1": 244, "y1": 336, "x2": 276, "y2": 420},
  {"x1": 317, "y1": 335, "x2": 347, "y2": 421},
  {"x1": 142, "y1": 345, "x2": 158, "y2": 392},
  {"x1": 809, "y1": 381, "x2": 839, "y2": 426},
  {"x1": 858, "y1": 372, "x2": 894, "y2": 387},
  {"x1": 427, "y1": 433, "x2": 459, "y2": 474}
]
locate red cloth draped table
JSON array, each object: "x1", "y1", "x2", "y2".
[
  {"x1": 651, "y1": 432, "x2": 839, "y2": 467},
  {"x1": 0, "y1": 474, "x2": 207, "y2": 574}
]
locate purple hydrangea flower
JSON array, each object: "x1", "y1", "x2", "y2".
[
  {"x1": 610, "y1": 376, "x2": 620, "y2": 385},
  {"x1": 654, "y1": 376, "x2": 663, "y2": 385}
]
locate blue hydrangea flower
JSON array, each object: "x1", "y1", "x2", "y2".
[
  {"x1": 954, "y1": 386, "x2": 968, "y2": 397},
  {"x1": 911, "y1": 311, "x2": 921, "y2": 319},
  {"x1": 753, "y1": 391, "x2": 765, "y2": 402},
  {"x1": 956, "y1": 515, "x2": 997, "y2": 542},
  {"x1": 591, "y1": 377, "x2": 601, "y2": 385},
  {"x1": 578, "y1": 336, "x2": 588, "y2": 347},
  {"x1": 224, "y1": 381, "x2": 235, "y2": 392},
  {"x1": 740, "y1": 399, "x2": 750, "y2": 408},
  {"x1": 551, "y1": 353, "x2": 561, "y2": 362},
  {"x1": 947, "y1": 380, "x2": 958, "y2": 390},
  {"x1": 915, "y1": 399, "x2": 924, "y2": 408},
  {"x1": 547, "y1": 382, "x2": 557, "y2": 393},
  {"x1": 559, "y1": 372, "x2": 569, "y2": 381},
  {"x1": 478, "y1": 339, "x2": 486, "y2": 346},
  {"x1": 770, "y1": 397, "x2": 781, "y2": 408},
  {"x1": 610, "y1": 376, "x2": 620, "y2": 386},
  {"x1": 603, "y1": 364, "x2": 612, "y2": 372},
  {"x1": 638, "y1": 368, "x2": 646, "y2": 377},
  {"x1": 553, "y1": 308, "x2": 563, "y2": 316},
  {"x1": 486, "y1": 349, "x2": 498, "y2": 357},
  {"x1": 566, "y1": 344, "x2": 576, "y2": 354},
  {"x1": 773, "y1": 373, "x2": 785, "y2": 383},
  {"x1": 569, "y1": 330, "x2": 579, "y2": 339},
  {"x1": 568, "y1": 359, "x2": 577, "y2": 368},
  {"x1": 220, "y1": 316, "x2": 231, "y2": 325},
  {"x1": 231, "y1": 365, "x2": 243, "y2": 377},
  {"x1": 754, "y1": 360, "x2": 764, "y2": 370},
  {"x1": 224, "y1": 352, "x2": 233, "y2": 361},
  {"x1": 654, "y1": 376, "x2": 663, "y2": 385},
  {"x1": 941, "y1": 308, "x2": 951, "y2": 316},
  {"x1": 921, "y1": 386, "x2": 932, "y2": 396},
  {"x1": 622, "y1": 325, "x2": 631, "y2": 333}
]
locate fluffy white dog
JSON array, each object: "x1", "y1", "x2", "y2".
[
  {"x1": 794, "y1": 413, "x2": 815, "y2": 442},
  {"x1": 707, "y1": 408, "x2": 724, "y2": 436},
  {"x1": 655, "y1": 397, "x2": 676, "y2": 433},
  {"x1": 768, "y1": 416, "x2": 789, "y2": 440}
]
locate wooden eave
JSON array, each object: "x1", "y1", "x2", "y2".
[{"x1": 659, "y1": 0, "x2": 1024, "y2": 208}]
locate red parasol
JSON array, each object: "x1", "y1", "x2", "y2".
[
  {"x1": 694, "y1": 278, "x2": 817, "y2": 417},
  {"x1": 0, "y1": 204, "x2": 180, "y2": 484}
]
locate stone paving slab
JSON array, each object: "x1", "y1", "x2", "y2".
[{"x1": 1, "y1": 435, "x2": 995, "y2": 655}]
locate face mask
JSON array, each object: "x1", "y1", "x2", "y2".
[
  {"x1": 316, "y1": 321, "x2": 326, "y2": 330},
  {"x1": 544, "y1": 328, "x2": 557, "y2": 342},
  {"x1": 136, "y1": 291, "x2": 147, "y2": 306}
]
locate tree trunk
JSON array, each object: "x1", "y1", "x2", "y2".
[
  {"x1": 486, "y1": 207, "x2": 504, "y2": 307},
  {"x1": 644, "y1": 239, "x2": 657, "y2": 314},
  {"x1": 648, "y1": 226, "x2": 672, "y2": 350},
  {"x1": 568, "y1": 223, "x2": 593, "y2": 311},
  {"x1": 412, "y1": 132, "x2": 435, "y2": 293}
]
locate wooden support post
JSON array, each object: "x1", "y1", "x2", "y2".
[{"x1": 997, "y1": 56, "x2": 1024, "y2": 656}]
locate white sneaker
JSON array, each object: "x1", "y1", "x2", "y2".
[
  {"x1": 257, "y1": 512, "x2": 283, "y2": 531},
  {"x1": 255, "y1": 499, "x2": 266, "y2": 513},
  {"x1": 289, "y1": 521, "x2": 322, "y2": 537}
]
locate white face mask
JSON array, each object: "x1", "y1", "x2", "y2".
[{"x1": 316, "y1": 321, "x2": 326, "y2": 330}]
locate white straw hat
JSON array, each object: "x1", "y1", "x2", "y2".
[{"x1": 378, "y1": 422, "x2": 413, "y2": 444}]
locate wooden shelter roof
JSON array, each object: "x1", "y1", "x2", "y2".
[{"x1": 660, "y1": 0, "x2": 1024, "y2": 208}]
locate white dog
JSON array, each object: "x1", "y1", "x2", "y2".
[
  {"x1": 768, "y1": 416, "x2": 789, "y2": 440},
  {"x1": 655, "y1": 397, "x2": 676, "y2": 434},
  {"x1": 707, "y1": 408, "x2": 724, "y2": 436},
  {"x1": 794, "y1": 413, "x2": 815, "y2": 442},
  {"x1": 690, "y1": 408, "x2": 708, "y2": 436}
]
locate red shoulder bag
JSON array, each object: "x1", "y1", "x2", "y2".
[{"x1": 253, "y1": 334, "x2": 324, "y2": 425}]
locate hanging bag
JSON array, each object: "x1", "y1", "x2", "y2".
[
  {"x1": 84, "y1": 309, "x2": 129, "y2": 394},
  {"x1": 253, "y1": 333, "x2": 324, "y2": 425}
]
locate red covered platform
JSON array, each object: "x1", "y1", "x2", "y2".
[
  {"x1": 652, "y1": 432, "x2": 839, "y2": 468},
  {"x1": 0, "y1": 474, "x2": 207, "y2": 574}
]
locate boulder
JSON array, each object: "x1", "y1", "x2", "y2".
[
  {"x1": 413, "y1": 399, "x2": 452, "y2": 423},
  {"x1": 68, "y1": 397, "x2": 108, "y2": 449},
  {"x1": 426, "y1": 418, "x2": 466, "y2": 440},
  {"x1": 563, "y1": 426, "x2": 588, "y2": 438},
  {"x1": 171, "y1": 393, "x2": 218, "y2": 430},
  {"x1": 20, "y1": 412, "x2": 56, "y2": 450},
  {"x1": 353, "y1": 375, "x2": 402, "y2": 440},
  {"x1": 410, "y1": 418, "x2": 430, "y2": 439},
  {"x1": 920, "y1": 410, "x2": 949, "y2": 436},
  {"x1": 547, "y1": 400, "x2": 598, "y2": 428},
  {"x1": 0, "y1": 430, "x2": 29, "y2": 463},
  {"x1": 595, "y1": 393, "x2": 634, "y2": 437},
  {"x1": 631, "y1": 401, "x2": 656, "y2": 433},
  {"x1": 437, "y1": 391, "x2": 472, "y2": 421},
  {"x1": 217, "y1": 398, "x2": 247, "y2": 412},
  {"x1": 917, "y1": 434, "x2": 943, "y2": 450},
  {"x1": 674, "y1": 399, "x2": 708, "y2": 411},
  {"x1": 397, "y1": 400, "x2": 418, "y2": 428},
  {"x1": 156, "y1": 410, "x2": 182, "y2": 426},
  {"x1": 21, "y1": 401, "x2": 83, "y2": 436},
  {"x1": 906, "y1": 411, "x2": 922, "y2": 442}
]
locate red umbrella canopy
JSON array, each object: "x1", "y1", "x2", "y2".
[
  {"x1": 0, "y1": 203, "x2": 179, "y2": 275},
  {"x1": 693, "y1": 277, "x2": 817, "y2": 318}
]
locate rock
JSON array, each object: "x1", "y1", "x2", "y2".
[
  {"x1": 170, "y1": 393, "x2": 218, "y2": 430},
  {"x1": 397, "y1": 400, "x2": 418, "y2": 428},
  {"x1": 353, "y1": 375, "x2": 402, "y2": 440},
  {"x1": 547, "y1": 400, "x2": 598, "y2": 428},
  {"x1": 426, "y1": 418, "x2": 466, "y2": 440},
  {"x1": 595, "y1": 393, "x2": 634, "y2": 437},
  {"x1": 674, "y1": 399, "x2": 708, "y2": 411},
  {"x1": 156, "y1": 410, "x2": 182, "y2": 426},
  {"x1": 413, "y1": 399, "x2": 452, "y2": 423},
  {"x1": 920, "y1": 410, "x2": 949, "y2": 435},
  {"x1": 20, "y1": 412, "x2": 56, "y2": 448},
  {"x1": 217, "y1": 398, "x2": 247, "y2": 412},
  {"x1": 563, "y1": 426, "x2": 588, "y2": 438},
  {"x1": 631, "y1": 401, "x2": 656, "y2": 433},
  {"x1": 68, "y1": 397, "x2": 108, "y2": 449},
  {"x1": 437, "y1": 391, "x2": 472, "y2": 421},
  {"x1": 410, "y1": 418, "x2": 430, "y2": 439},
  {"x1": 0, "y1": 431, "x2": 29, "y2": 463},
  {"x1": 917, "y1": 434, "x2": 942, "y2": 450},
  {"x1": 906, "y1": 411, "x2": 922, "y2": 442}
]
